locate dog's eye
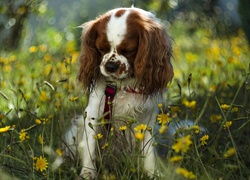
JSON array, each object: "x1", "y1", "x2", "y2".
[
  {"x1": 97, "y1": 47, "x2": 109, "y2": 55},
  {"x1": 97, "y1": 48, "x2": 106, "y2": 54},
  {"x1": 120, "y1": 50, "x2": 136, "y2": 57}
]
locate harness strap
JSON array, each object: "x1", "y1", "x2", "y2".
[{"x1": 103, "y1": 84, "x2": 117, "y2": 130}]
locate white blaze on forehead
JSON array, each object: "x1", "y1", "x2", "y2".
[{"x1": 106, "y1": 9, "x2": 130, "y2": 47}]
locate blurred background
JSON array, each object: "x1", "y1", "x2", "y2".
[
  {"x1": 0, "y1": 0, "x2": 249, "y2": 50},
  {"x1": 0, "y1": 1, "x2": 250, "y2": 179}
]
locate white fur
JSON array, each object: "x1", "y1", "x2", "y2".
[
  {"x1": 100, "y1": 9, "x2": 130, "y2": 79},
  {"x1": 107, "y1": 9, "x2": 129, "y2": 47}
]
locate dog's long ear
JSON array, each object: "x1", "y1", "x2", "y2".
[
  {"x1": 78, "y1": 20, "x2": 101, "y2": 92},
  {"x1": 134, "y1": 19, "x2": 173, "y2": 95}
]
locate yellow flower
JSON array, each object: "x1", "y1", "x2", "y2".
[
  {"x1": 38, "y1": 134, "x2": 44, "y2": 145},
  {"x1": 157, "y1": 114, "x2": 170, "y2": 125},
  {"x1": 102, "y1": 143, "x2": 109, "y2": 149},
  {"x1": 172, "y1": 135, "x2": 192, "y2": 153},
  {"x1": 39, "y1": 44, "x2": 48, "y2": 52},
  {"x1": 200, "y1": 135, "x2": 209, "y2": 146},
  {"x1": 210, "y1": 114, "x2": 222, "y2": 123},
  {"x1": 182, "y1": 99, "x2": 196, "y2": 108},
  {"x1": 93, "y1": 133, "x2": 103, "y2": 140},
  {"x1": 158, "y1": 125, "x2": 168, "y2": 134},
  {"x1": 224, "y1": 147, "x2": 236, "y2": 158},
  {"x1": 34, "y1": 156, "x2": 48, "y2": 172},
  {"x1": 35, "y1": 119, "x2": 42, "y2": 124},
  {"x1": 40, "y1": 91, "x2": 48, "y2": 102},
  {"x1": 232, "y1": 107, "x2": 239, "y2": 113},
  {"x1": 19, "y1": 129, "x2": 30, "y2": 142},
  {"x1": 56, "y1": 148, "x2": 63, "y2": 156},
  {"x1": 169, "y1": 156, "x2": 182, "y2": 163},
  {"x1": 119, "y1": 126, "x2": 127, "y2": 131},
  {"x1": 176, "y1": 167, "x2": 196, "y2": 179},
  {"x1": 220, "y1": 104, "x2": 230, "y2": 110},
  {"x1": 157, "y1": 103, "x2": 163, "y2": 109},
  {"x1": 191, "y1": 125, "x2": 200, "y2": 134},
  {"x1": 134, "y1": 124, "x2": 147, "y2": 132},
  {"x1": 29, "y1": 46, "x2": 38, "y2": 53},
  {"x1": 40, "y1": 118, "x2": 49, "y2": 124},
  {"x1": 223, "y1": 121, "x2": 232, "y2": 129},
  {"x1": 171, "y1": 106, "x2": 181, "y2": 113},
  {"x1": 135, "y1": 132, "x2": 145, "y2": 141},
  {"x1": 185, "y1": 52, "x2": 198, "y2": 63},
  {"x1": 0, "y1": 126, "x2": 11, "y2": 133},
  {"x1": 69, "y1": 96, "x2": 78, "y2": 102}
]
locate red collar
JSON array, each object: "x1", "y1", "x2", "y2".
[{"x1": 123, "y1": 86, "x2": 143, "y2": 94}]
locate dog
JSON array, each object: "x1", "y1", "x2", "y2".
[{"x1": 65, "y1": 7, "x2": 173, "y2": 179}]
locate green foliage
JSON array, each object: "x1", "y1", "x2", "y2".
[
  {"x1": 238, "y1": 0, "x2": 250, "y2": 45},
  {"x1": 0, "y1": 18, "x2": 250, "y2": 180}
]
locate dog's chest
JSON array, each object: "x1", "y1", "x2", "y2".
[
  {"x1": 101, "y1": 91, "x2": 153, "y2": 118},
  {"x1": 111, "y1": 91, "x2": 150, "y2": 118}
]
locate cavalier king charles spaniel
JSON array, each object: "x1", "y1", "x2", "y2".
[{"x1": 65, "y1": 7, "x2": 173, "y2": 179}]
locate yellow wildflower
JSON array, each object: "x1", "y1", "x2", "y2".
[
  {"x1": 39, "y1": 44, "x2": 47, "y2": 52},
  {"x1": 40, "y1": 91, "x2": 48, "y2": 102},
  {"x1": 56, "y1": 149, "x2": 63, "y2": 156},
  {"x1": 200, "y1": 135, "x2": 209, "y2": 146},
  {"x1": 220, "y1": 104, "x2": 230, "y2": 110},
  {"x1": 34, "y1": 156, "x2": 48, "y2": 172},
  {"x1": 210, "y1": 114, "x2": 222, "y2": 123},
  {"x1": 169, "y1": 156, "x2": 182, "y2": 163},
  {"x1": 224, "y1": 147, "x2": 236, "y2": 158},
  {"x1": 176, "y1": 167, "x2": 196, "y2": 179},
  {"x1": 158, "y1": 125, "x2": 168, "y2": 134},
  {"x1": 102, "y1": 143, "x2": 109, "y2": 149},
  {"x1": 93, "y1": 133, "x2": 103, "y2": 140},
  {"x1": 157, "y1": 114, "x2": 170, "y2": 125},
  {"x1": 35, "y1": 119, "x2": 42, "y2": 124},
  {"x1": 135, "y1": 132, "x2": 145, "y2": 141},
  {"x1": 182, "y1": 99, "x2": 196, "y2": 109},
  {"x1": 134, "y1": 124, "x2": 147, "y2": 132},
  {"x1": 232, "y1": 107, "x2": 239, "y2": 113},
  {"x1": 0, "y1": 126, "x2": 11, "y2": 133},
  {"x1": 38, "y1": 134, "x2": 44, "y2": 145},
  {"x1": 157, "y1": 103, "x2": 163, "y2": 109},
  {"x1": 29, "y1": 46, "x2": 38, "y2": 53},
  {"x1": 172, "y1": 135, "x2": 192, "y2": 153},
  {"x1": 191, "y1": 125, "x2": 200, "y2": 134},
  {"x1": 69, "y1": 96, "x2": 78, "y2": 102},
  {"x1": 19, "y1": 129, "x2": 30, "y2": 142},
  {"x1": 40, "y1": 118, "x2": 49, "y2": 124},
  {"x1": 119, "y1": 126, "x2": 127, "y2": 131},
  {"x1": 223, "y1": 121, "x2": 232, "y2": 129},
  {"x1": 171, "y1": 106, "x2": 181, "y2": 113}
]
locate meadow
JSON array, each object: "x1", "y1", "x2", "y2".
[{"x1": 0, "y1": 20, "x2": 250, "y2": 179}]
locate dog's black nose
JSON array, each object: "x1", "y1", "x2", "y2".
[{"x1": 105, "y1": 61, "x2": 119, "y2": 73}]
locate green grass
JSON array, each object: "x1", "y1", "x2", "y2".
[{"x1": 0, "y1": 21, "x2": 250, "y2": 179}]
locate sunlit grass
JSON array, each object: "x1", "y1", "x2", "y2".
[{"x1": 0, "y1": 21, "x2": 250, "y2": 179}]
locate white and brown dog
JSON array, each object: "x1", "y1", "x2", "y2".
[{"x1": 65, "y1": 7, "x2": 173, "y2": 179}]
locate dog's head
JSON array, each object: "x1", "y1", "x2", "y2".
[{"x1": 78, "y1": 7, "x2": 173, "y2": 95}]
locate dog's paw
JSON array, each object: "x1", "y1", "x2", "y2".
[{"x1": 80, "y1": 168, "x2": 96, "y2": 179}]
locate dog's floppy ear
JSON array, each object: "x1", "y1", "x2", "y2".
[
  {"x1": 134, "y1": 20, "x2": 173, "y2": 95},
  {"x1": 78, "y1": 21, "x2": 101, "y2": 92}
]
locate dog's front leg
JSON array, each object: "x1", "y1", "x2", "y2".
[
  {"x1": 79, "y1": 89, "x2": 104, "y2": 179},
  {"x1": 142, "y1": 130, "x2": 156, "y2": 178}
]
